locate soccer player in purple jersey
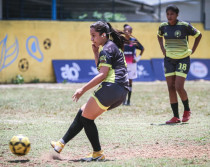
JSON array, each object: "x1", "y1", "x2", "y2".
[{"x1": 123, "y1": 24, "x2": 144, "y2": 106}]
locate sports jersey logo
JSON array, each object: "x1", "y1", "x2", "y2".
[
  {"x1": 60, "y1": 63, "x2": 81, "y2": 81},
  {"x1": 174, "y1": 30, "x2": 181, "y2": 38},
  {"x1": 100, "y1": 55, "x2": 106, "y2": 63}
]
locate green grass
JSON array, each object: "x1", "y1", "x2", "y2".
[{"x1": 0, "y1": 81, "x2": 210, "y2": 167}]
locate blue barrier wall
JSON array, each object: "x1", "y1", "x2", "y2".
[{"x1": 53, "y1": 59, "x2": 210, "y2": 83}]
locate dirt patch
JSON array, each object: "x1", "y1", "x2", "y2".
[{"x1": 38, "y1": 143, "x2": 210, "y2": 163}]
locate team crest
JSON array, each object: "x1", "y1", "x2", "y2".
[
  {"x1": 100, "y1": 55, "x2": 106, "y2": 63},
  {"x1": 174, "y1": 30, "x2": 181, "y2": 38}
]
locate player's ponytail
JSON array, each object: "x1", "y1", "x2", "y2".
[
  {"x1": 90, "y1": 21, "x2": 126, "y2": 50},
  {"x1": 107, "y1": 22, "x2": 126, "y2": 50}
]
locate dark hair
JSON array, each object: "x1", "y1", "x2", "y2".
[
  {"x1": 123, "y1": 24, "x2": 133, "y2": 33},
  {"x1": 166, "y1": 4, "x2": 179, "y2": 14},
  {"x1": 123, "y1": 24, "x2": 129, "y2": 28},
  {"x1": 90, "y1": 21, "x2": 126, "y2": 50}
]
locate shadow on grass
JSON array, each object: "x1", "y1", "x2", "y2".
[
  {"x1": 68, "y1": 159, "x2": 114, "y2": 162},
  {"x1": 150, "y1": 123, "x2": 189, "y2": 126},
  {"x1": 8, "y1": 159, "x2": 30, "y2": 163}
]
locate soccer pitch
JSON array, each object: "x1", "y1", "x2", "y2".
[{"x1": 0, "y1": 81, "x2": 209, "y2": 167}]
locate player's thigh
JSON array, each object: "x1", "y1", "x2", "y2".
[
  {"x1": 164, "y1": 57, "x2": 176, "y2": 77},
  {"x1": 175, "y1": 56, "x2": 190, "y2": 78},
  {"x1": 82, "y1": 97, "x2": 105, "y2": 120}
]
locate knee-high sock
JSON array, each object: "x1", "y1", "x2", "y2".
[
  {"x1": 182, "y1": 99, "x2": 190, "y2": 111},
  {"x1": 171, "y1": 103, "x2": 179, "y2": 118},
  {"x1": 127, "y1": 86, "x2": 132, "y2": 104},
  {"x1": 81, "y1": 116, "x2": 101, "y2": 152},
  {"x1": 62, "y1": 109, "x2": 83, "y2": 143}
]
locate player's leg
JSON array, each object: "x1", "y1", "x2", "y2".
[
  {"x1": 164, "y1": 57, "x2": 180, "y2": 124},
  {"x1": 126, "y1": 79, "x2": 133, "y2": 105},
  {"x1": 175, "y1": 57, "x2": 191, "y2": 122},
  {"x1": 51, "y1": 105, "x2": 86, "y2": 153},
  {"x1": 165, "y1": 76, "x2": 180, "y2": 124}
]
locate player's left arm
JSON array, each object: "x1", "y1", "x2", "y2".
[
  {"x1": 192, "y1": 33, "x2": 202, "y2": 54},
  {"x1": 187, "y1": 23, "x2": 202, "y2": 54},
  {"x1": 133, "y1": 39, "x2": 144, "y2": 62},
  {"x1": 72, "y1": 66, "x2": 109, "y2": 102}
]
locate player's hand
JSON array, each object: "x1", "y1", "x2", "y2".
[
  {"x1": 92, "y1": 44, "x2": 99, "y2": 55},
  {"x1": 72, "y1": 88, "x2": 84, "y2": 102},
  {"x1": 132, "y1": 59, "x2": 137, "y2": 63}
]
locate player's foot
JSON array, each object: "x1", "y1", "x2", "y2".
[
  {"x1": 50, "y1": 140, "x2": 65, "y2": 153},
  {"x1": 166, "y1": 117, "x2": 181, "y2": 124},
  {"x1": 182, "y1": 111, "x2": 191, "y2": 122},
  {"x1": 81, "y1": 150, "x2": 105, "y2": 162}
]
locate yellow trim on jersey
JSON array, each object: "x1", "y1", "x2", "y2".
[
  {"x1": 119, "y1": 48, "x2": 127, "y2": 67},
  {"x1": 103, "y1": 68, "x2": 115, "y2": 83},
  {"x1": 91, "y1": 94, "x2": 109, "y2": 110},
  {"x1": 177, "y1": 21, "x2": 189, "y2": 26},
  {"x1": 157, "y1": 33, "x2": 163, "y2": 37},
  {"x1": 176, "y1": 72, "x2": 187, "y2": 78},
  {"x1": 165, "y1": 72, "x2": 175, "y2": 77},
  {"x1": 99, "y1": 63, "x2": 112, "y2": 68},
  {"x1": 194, "y1": 30, "x2": 201, "y2": 38}
]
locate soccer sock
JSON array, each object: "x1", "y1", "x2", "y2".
[
  {"x1": 81, "y1": 116, "x2": 101, "y2": 152},
  {"x1": 182, "y1": 99, "x2": 190, "y2": 111},
  {"x1": 127, "y1": 86, "x2": 132, "y2": 104},
  {"x1": 171, "y1": 103, "x2": 179, "y2": 118},
  {"x1": 62, "y1": 109, "x2": 83, "y2": 143}
]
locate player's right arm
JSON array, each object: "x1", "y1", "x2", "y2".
[
  {"x1": 157, "y1": 24, "x2": 166, "y2": 56},
  {"x1": 157, "y1": 36, "x2": 166, "y2": 56}
]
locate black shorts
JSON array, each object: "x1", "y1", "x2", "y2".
[
  {"x1": 164, "y1": 56, "x2": 190, "y2": 78},
  {"x1": 92, "y1": 82, "x2": 128, "y2": 110}
]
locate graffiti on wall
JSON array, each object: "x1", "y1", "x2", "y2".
[
  {"x1": 26, "y1": 36, "x2": 44, "y2": 63},
  {"x1": 0, "y1": 34, "x2": 46, "y2": 72},
  {"x1": 0, "y1": 34, "x2": 19, "y2": 72}
]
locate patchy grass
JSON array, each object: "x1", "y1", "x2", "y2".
[{"x1": 0, "y1": 81, "x2": 209, "y2": 167}]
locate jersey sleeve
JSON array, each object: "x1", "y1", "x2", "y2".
[
  {"x1": 157, "y1": 24, "x2": 164, "y2": 37},
  {"x1": 133, "y1": 39, "x2": 144, "y2": 51},
  {"x1": 97, "y1": 49, "x2": 113, "y2": 69},
  {"x1": 186, "y1": 23, "x2": 201, "y2": 38}
]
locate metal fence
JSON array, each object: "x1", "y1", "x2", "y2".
[{"x1": 2, "y1": 0, "x2": 205, "y2": 23}]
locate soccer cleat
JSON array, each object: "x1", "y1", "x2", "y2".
[
  {"x1": 81, "y1": 150, "x2": 105, "y2": 162},
  {"x1": 166, "y1": 117, "x2": 181, "y2": 124},
  {"x1": 182, "y1": 111, "x2": 191, "y2": 122},
  {"x1": 50, "y1": 141, "x2": 65, "y2": 153}
]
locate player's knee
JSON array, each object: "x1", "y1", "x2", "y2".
[
  {"x1": 175, "y1": 84, "x2": 184, "y2": 92},
  {"x1": 167, "y1": 83, "x2": 175, "y2": 91},
  {"x1": 81, "y1": 116, "x2": 94, "y2": 126}
]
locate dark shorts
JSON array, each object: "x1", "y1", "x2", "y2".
[
  {"x1": 92, "y1": 82, "x2": 128, "y2": 110},
  {"x1": 164, "y1": 56, "x2": 190, "y2": 78}
]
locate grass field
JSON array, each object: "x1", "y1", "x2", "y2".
[{"x1": 0, "y1": 81, "x2": 210, "y2": 167}]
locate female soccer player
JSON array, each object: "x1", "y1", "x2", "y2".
[
  {"x1": 123, "y1": 24, "x2": 144, "y2": 106},
  {"x1": 157, "y1": 5, "x2": 202, "y2": 124},
  {"x1": 51, "y1": 21, "x2": 129, "y2": 161}
]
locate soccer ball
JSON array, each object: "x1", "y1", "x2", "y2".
[{"x1": 9, "y1": 134, "x2": 31, "y2": 156}]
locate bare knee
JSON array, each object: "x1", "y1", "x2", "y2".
[
  {"x1": 167, "y1": 83, "x2": 176, "y2": 92},
  {"x1": 175, "y1": 84, "x2": 184, "y2": 93}
]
